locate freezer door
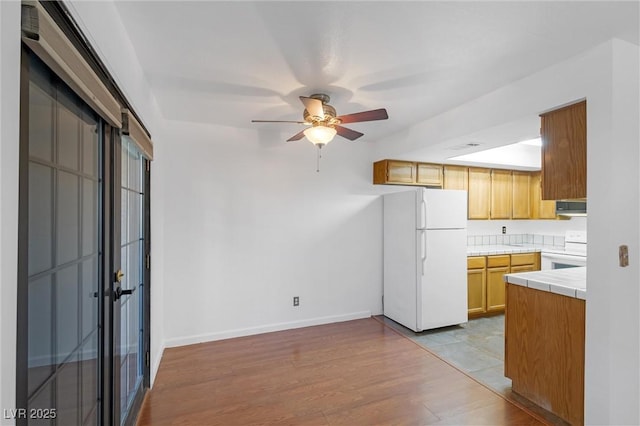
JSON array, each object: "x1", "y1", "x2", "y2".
[
  {"x1": 416, "y1": 228, "x2": 468, "y2": 331},
  {"x1": 417, "y1": 188, "x2": 467, "y2": 229}
]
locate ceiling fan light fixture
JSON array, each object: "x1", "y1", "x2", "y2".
[{"x1": 303, "y1": 125, "x2": 337, "y2": 146}]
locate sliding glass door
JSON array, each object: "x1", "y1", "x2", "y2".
[{"x1": 18, "y1": 48, "x2": 150, "y2": 426}]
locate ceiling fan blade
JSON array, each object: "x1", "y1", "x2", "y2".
[
  {"x1": 251, "y1": 120, "x2": 307, "y2": 124},
  {"x1": 335, "y1": 125, "x2": 364, "y2": 141},
  {"x1": 299, "y1": 96, "x2": 325, "y2": 120},
  {"x1": 337, "y1": 108, "x2": 388, "y2": 124},
  {"x1": 286, "y1": 130, "x2": 307, "y2": 142}
]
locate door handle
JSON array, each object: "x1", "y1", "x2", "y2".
[
  {"x1": 114, "y1": 286, "x2": 134, "y2": 301},
  {"x1": 421, "y1": 230, "x2": 427, "y2": 276}
]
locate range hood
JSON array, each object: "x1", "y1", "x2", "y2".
[{"x1": 556, "y1": 200, "x2": 587, "y2": 217}]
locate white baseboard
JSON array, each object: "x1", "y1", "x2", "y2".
[
  {"x1": 163, "y1": 311, "x2": 372, "y2": 348},
  {"x1": 149, "y1": 342, "x2": 165, "y2": 388}
]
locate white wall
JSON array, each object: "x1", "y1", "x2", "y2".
[
  {"x1": 375, "y1": 39, "x2": 640, "y2": 425},
  {"x1": 590, "y1": 39, "x2": 639, "y2": 422},
  {"x1": 0, "y1": 2, "x2": 21, "y2": 424},
  {"x1": 160, "y1": 121, "x2": 382, "y2": 346}
]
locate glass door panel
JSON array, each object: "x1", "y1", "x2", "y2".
[
  {"x1": 117, "y1": 136, "x2": 145, "y2": 424},
  {"x1": 25, "y1": 55, "x2": 101, "y2": 425}
]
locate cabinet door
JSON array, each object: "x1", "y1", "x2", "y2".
[
  {"x1": 487, "y1": 266, "x2": 509, "y2": 312},
  {"x1": 444, "y1": 165, "x2": 468, "y2": 190},
  {"x1": 387, "y1": 161, "x2": 415, "y2": 184},
  {"x1": 374, "y1": 160, "x2": 416, "y2": 184},
  {"x1": 512, "y1": 171, "x2": 530, "y2": 219},
  {"x1": 540, "y1": 100, "x2": 587, "y2": 200},
  {"x1": 468, "y1": 168, "x2": 491, "y2": 219},
  {"x1": 491, "y1": 169, "x2": 512, "y2": 219},
  {"x1": 416, "y1": 163, "x2": 443, "y2": 187},
  {"x1": 467, "y1": 268, "x2": 486, "y2": 316},
  {"x1": 530, "y1": 172, "x2": 557, "y2": 219}
]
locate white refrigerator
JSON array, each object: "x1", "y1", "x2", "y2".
[{"x1": 383, "y1": 188, "x2": 468, "y2": 332}]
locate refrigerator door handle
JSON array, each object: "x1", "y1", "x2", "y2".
[
  {"x1": 420, "y1": 199, "x2": 427, "y2": 229},
  {"x1": 421, "y1": 230, "x2": 427, "y2": 275}
]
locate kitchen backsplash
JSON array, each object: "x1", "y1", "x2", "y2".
[
  {"x1": 467, "y1": 233, "x2": 565, "y2": 248},
  {"x1": 466, "y1": 217, "x2": 586, "y2": 249}
]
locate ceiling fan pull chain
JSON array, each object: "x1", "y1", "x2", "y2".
[{"x1": 316, "y1": 145, "x2": 322, "y2": 172}]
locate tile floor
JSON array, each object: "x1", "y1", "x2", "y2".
[{"x1": 379, "y1": 314, "x2": 569, "y2": 425}]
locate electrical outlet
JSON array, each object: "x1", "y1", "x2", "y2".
[
  {"x1": 293, "y1": 296, "x2": 299, "y2": 307},
  {"x1": 502, "y1": 226, "x2": 507, "y2": 234}
]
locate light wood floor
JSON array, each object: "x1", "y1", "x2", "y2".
[{"x1": 136, "y1": 318, "x2": 545, "y2": 425}]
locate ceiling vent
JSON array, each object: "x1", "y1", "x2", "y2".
[{"x1": 449, "y1": 143, "x2": 481, "y2": 151}]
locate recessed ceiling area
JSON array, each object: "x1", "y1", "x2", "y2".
[
  {"x1": 448, "y1": 137, "x2": 542, "y2": 170},
  {"x1": 110, "y1": 1, "x2": 638, "y2": 161}
]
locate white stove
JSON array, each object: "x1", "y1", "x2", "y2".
[{"x1": 541, "y1": 230, "x2": 587, "y2": 270}]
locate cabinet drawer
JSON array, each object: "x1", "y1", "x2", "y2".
[
  {"x1": 487, "y1": 255, "x2": 510, "y2": 268},
  {"x1": 511, "y1": 253, "x2": 536, "y2": 266},
  {"x1": 467, "y1": 256, "x2": 486, "y2": 269}
]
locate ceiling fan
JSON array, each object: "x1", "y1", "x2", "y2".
[{"x1": 251, "y1": 93, "x2": 389, "y2": 147}]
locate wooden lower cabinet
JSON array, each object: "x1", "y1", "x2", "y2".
[
  {"x1": 486, "y1": 255, "x2": 510, "y2": 313},
  {"x1": 467, "y1": 257, "x2": 486, "y2": 315},
  {"x1": 486, "y1": 266, "x2": 509, "y2": 312},
  {"x1": 468, "y1": 252, "x2": 539, "y2": 317},
  {"x1": 505, "y1": 283, "x2": 585, "y2": 425},
  {"x1": 510, "y1": 252, "x2": 539, "y2": 273}
]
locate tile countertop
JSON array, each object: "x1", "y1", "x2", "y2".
[{"x1": 503, "y1": 267, "x2": 586, "y2": 300}]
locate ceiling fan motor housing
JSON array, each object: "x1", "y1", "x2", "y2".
[{"x1": 303, "y1": 104, "x2": 338, "y2": 125}]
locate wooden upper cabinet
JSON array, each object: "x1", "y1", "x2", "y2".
[
  {"x1": 530, "y1": 171, "x2": 557, "y2": 219},
  {"x1": 540, "y1": 100, "x2": 587, "y2": 200},
  {"x1": 490, "y1": 169, "x2": 512, "y2": 219},
  {"x1": 416, "y1": 163, "x2": 443, "y2": 187},
  {"x1": 468, "y1": 168, "x2": 491, "y2": 219},
  {"x1": 443, "y1": 165, "x2": 469, "y2": 190},
  {"x1": 512, "y1": 171, "x2": 530, "y2": 219},
  {"x1": 372, "y1": 159, "x2": 562, "y2": 221},
  {"x1": 373, "y1": 160, "x2": 443, "y2": 187},
  {"x1": 373, "y1": 160, "x2": 415, "y2": 184}
]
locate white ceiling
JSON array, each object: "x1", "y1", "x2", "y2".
[{"x1": 113, "y1": 1, "x2": 639, "y2": 150}]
